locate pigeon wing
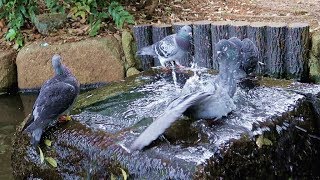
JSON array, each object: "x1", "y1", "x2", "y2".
[
  {"x1": 130, "y1": 92, "x2": 212, "y2": 151},
  {"x1": 23, "y1": 81, "x2": 78, "y2": 132},
  {"x1": 153, "y1": 34, "x2": 179, "y2": 58}
]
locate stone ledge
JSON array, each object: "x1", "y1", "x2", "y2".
[
  {"x1": 0, "y1": 50, "x2": 17, "y2": 93},
  {"x1": 16, "y1": 36, "x2": 125, "y2": 90}
]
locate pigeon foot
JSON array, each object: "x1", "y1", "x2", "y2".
[{"x1": 58, "y1": 115, "x2": 72, "y2": 123}]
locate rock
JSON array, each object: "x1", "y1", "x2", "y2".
[
  {"x1": 310, "y1": 32, "x2": 320, "y2": 83},
  {"x1": 126, "y1": 67, "x2": 140, "y2": 77},
  {"x1": 16, "y1": 36, "x2": 125, "y2": 90},
  {"x1": 34, "y1": 13, "x2": 67, "y2": 35},
  {"x1": 11, "y1": 69, "x2": 320, "y2": 179},
  {"x1": 122, "y1": 30, "x2": 139, "y2": 70},
  {"x1": 0, "y1": 50, "x2": 17, "y2": 93}
]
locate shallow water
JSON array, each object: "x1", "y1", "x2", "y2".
[
  {"x1": 75, "y1": 70, "x2": 309, "y2": 150},
  {"x1": 0, "y1": 94, "x2": 36, "y2": 180}
]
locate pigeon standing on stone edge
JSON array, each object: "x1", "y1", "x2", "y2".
[
  {"x1": 130, "y1": 39, "x2": 256, "y2": 151},
  {"x1": 22, "y1": 54, "x2": 80, "y2": 147},
  {"x1": 136, "y1": 25, "x2": 192, "y2": 67}
]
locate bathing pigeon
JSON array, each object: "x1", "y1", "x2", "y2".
[
  {"x1": 130, "y1": 39, "x2": 247, "y2": 151},
  {"x1": 228, "y1": 37, "x2": 259, "y2": 75},
  {"x1": 240, "y1": 38, "x2": 259, "y2": 75},
  {"x1": 136, "y1": 25, "x2": 192, "y2": 67},
  {"x1": 22, "y1": 54, "x2": 80, "y2": 147}
]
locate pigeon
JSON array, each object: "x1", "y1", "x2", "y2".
[
  {"x1": 22, "y1": 54, "x2": 80, "y2": 147},
  {"x1": 130, "y1": 39, "x2": 252, "y2": 151},
  {"x1": 240, "y1": 38, "x2": 259, "y2": 75},
  {"x1": 228, "y1": 37, "x2": 259, "y2": 75},
  {"x1": 136, "y1": 25, "x2": 192, "y2": 67}
]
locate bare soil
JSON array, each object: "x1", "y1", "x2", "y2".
[{"x1": 0, "y1": 0, "x2": 319, "y2": 50}]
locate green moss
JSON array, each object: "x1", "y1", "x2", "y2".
[
  {"x1": 72, "y1": 69, "x2": 163, "y2": 113},
  {"x1": 122, "y1": 31, "x2": 136, "y2": 69},
  {"x1": 259, "y1": 77, "x2": 293, "y2": 88}
]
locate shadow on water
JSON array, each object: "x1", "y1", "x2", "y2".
[{"x1": 0, "y1": 93, "x2": 37, "y2": 180}]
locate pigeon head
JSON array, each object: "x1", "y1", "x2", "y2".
[
  {"x1": 240, "y1": 38, "x2": 259, "y2": 75},
  {"x1": 177, "y1": 25, "x2": 192, "y2": 39},
  {"x1": 176, "y1": 25, "x2": 192, "y2": 52},
  {"x1": 216, "y1": 39, "x2": 241, "y2": 71},
  {"x1": 228, "y1": 37, "x2": 243, "y2": 48},
  {"x1": 52, "y1": 54, "x2": 64, "y2": 75}
]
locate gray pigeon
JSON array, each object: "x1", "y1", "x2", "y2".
[
  {"x1": 240, "y1": 38, "x2": 259, "y2": 75},
  {"x1": 137, "y1": 25, "x2": 192, "y2": 67},
  {"x1": 22, "y1": 54, "x2": 80, "y2": 147},
  {"x1": 228, "y1": 37, "x2": 259, "y2": 75},
  {"x1": 130, "y1": 39, "x2": 249, "y2": 151}
]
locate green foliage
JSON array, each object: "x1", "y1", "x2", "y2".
[
  {"x1": 0, "y1": 0, "x2": 38, "y2": 48},
  {"x1": 0, "y1": 0, "x2": 135, "y2": 47},
  {"x1": 108, "y1": 1, "x2": 134, "y2": 29},
  {"x1": 45, "y1": 0, "x2": 65, "y2": 13}
]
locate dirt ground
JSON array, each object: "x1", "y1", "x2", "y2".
[
  {"x1": 142, "y1": 0, "x2": 320, "y2": 30},
  {"x1": 0, "y1": 0, "x2": 319, "y2": 50}
]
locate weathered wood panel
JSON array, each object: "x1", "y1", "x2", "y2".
[
  {"x1": 247, "y1": 22, "x2": 268, "y2": 75},
  {"x1": 266, "y1": 23, "x2": 287, "y2": 78},
  {"x1": 285, "y1": 23, "x2": 310, "y2": 81},
  {"x1": 133, "y1": 24, "x2": 154, "y2": 70},
  {"x1": 193, "y1": 21, "x2": 212, "y2": 68},
  {"x1": 229, "y1": 21, "x2": 249, "y2": 39}
]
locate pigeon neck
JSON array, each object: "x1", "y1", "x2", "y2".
[
  {"x1": 176, "y1": 35, "x2": 190, "y2": 51},
  {"x1": 54, "y1": 65, "x2": 64, "y2": 75}
]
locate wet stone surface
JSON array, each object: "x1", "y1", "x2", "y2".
[{"x1": 11, "y1": 69, "x2": 320, "y2": 179}]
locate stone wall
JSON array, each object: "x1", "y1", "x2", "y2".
[{"x1": 0, "y1": 50, "x2": 17, "y2": 94}]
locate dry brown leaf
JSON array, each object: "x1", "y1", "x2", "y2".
[{"x1": 0, "y1": 19, "x2": 5, "y2": 29}]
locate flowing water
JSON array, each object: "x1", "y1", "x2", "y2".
[{"x1": 0, "y1": 94, "x2": 37, "y2": 179}]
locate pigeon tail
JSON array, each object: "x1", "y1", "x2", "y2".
[{"x1": 136, "y1": 46, "x2": 156, "y2": 56}]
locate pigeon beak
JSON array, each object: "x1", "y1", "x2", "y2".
[{"x1": 188, "y1": 32, "x2": 192, "y2": 37}]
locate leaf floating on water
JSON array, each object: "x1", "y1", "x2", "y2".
[
  {"x1": 256, "y1": 135, "x2": 273, "y2": 148},
  {"x1": 120, "y1": 168, "x2": 128, "y2": 180},
  {"x1": 44, "y1": 139, "x2": 52, "y2": 147},
  {"x1": 45, "y1": 157, "x2": 57, "y2": 168},
  {"x1": 38, "y1": 146, "x2": 44, "y2": 164}
]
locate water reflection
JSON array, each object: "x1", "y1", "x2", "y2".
[{"x1": 0, "y1": 94, "x2": 36, "y2": 180}]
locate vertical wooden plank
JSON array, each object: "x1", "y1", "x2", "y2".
[
  {"x1": 266, "y1": 22, "x2": 287, "y2": 78},
  {"x1": 211, "y1": 21, "x2": 231, "y2": 70},
  {"x1": 173, "y1": 21, "x2": 193, "y2": 67},
  {"x1": 285, "y1": 23, "x2": 310, "y2": 81},
  {"x1": 152, "y1": 24, "x2": 173, "y2": 66},
  {"x1": 229, "y1": 21, "x2": 249, "y2": 39},
  {"x1": 193, "y1": 20, "x2": 213, "y2": 68},
  {"x1": 133, "y1": 24, "x2": 153, "y2": 70},
  {"x1": 247, "y1": 22, "x2": 268, "y2": 75}
]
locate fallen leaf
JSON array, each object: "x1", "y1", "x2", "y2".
[
  {"x1": 120, "y1": 168, "x2": 128, "y2": 180},
  {"x1": 0, "y1": 19, "x2": 5, "y2": 29},
  {"x1": 111, "y1": 173, "x2": 116, "y2": 180},
  {"x1": 256, "y1": 135, "x2": 273, "y2": 148},
  {"x1": 44, "y1": 139, "x2": 52, "y2": 147},
  {"x1": 38, "y1": 147, "x2": 44, "y2": 164},
  {"x1": 45, "y1": 157, "x2": 57, "y2": 168}
]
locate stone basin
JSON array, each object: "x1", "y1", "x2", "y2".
[{"x1": 12, "y1": 68, "x2": 320, "y2": 179}]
